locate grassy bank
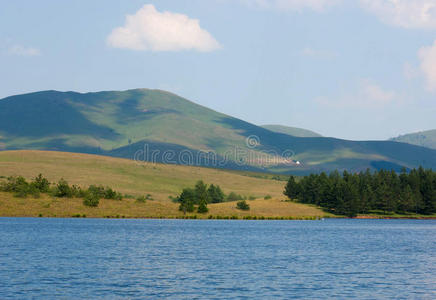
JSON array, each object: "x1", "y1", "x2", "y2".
[
  {"x1": 0, "y1": 192, "x2": 330, "y2": 219},
  {"x1": 0, "y1": 150, "x2": 330, "y2": 218}
]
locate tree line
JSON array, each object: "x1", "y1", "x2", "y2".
[{"x1": 284, "y1": 167, "x2": 436, "y2": 217}]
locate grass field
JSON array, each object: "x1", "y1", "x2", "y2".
[{"x1": 0, "y1": 150, "x2": 330, "y2": 218}]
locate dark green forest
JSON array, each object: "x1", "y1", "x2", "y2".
[{"x1": 284, "y1": 167, "x2": 436, "y2": 217}]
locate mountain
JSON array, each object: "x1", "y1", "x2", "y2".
[
  {"x1": 262, "y1": 125, "x2": 322, "y2": 138},
  {"x1": 390, "y1": 130, "x2": 436, "y2": 150},
  {"x1": 1, "y1": 89, "x2": 435, "y2": 174}
]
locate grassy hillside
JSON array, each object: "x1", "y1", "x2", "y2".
[
  {"x1": 0, "y1": 151, "x2": 328, "y2": 218},
  {"x1": 262, "y1": 124, "x2": 322, "y2": 137},
  {"x1": 1, "y1": 89, "x2": 436, "y2": 173},
  {"x1": 390, "y1": 129, "x2": 436, "y2": 150}
]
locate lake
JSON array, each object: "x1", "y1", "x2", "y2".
[{"x1": 0, "y1": 218, "x2": 435, "y2": 299}]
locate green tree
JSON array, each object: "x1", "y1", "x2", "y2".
[
  {"x1": 236, "y1": 200, "x2": 250, "y2": 210},
  {"x1": 194, "y1": 180, "x2": 209, "y2": 204},
  {"x1": 227, "y1": 192, "x2": 243, "y2": 201},
  {"x1": 178, "y1": 188, "x2": 195, "y2": 214},
  {"x1": 284, "y1": 176, "x2": 300, "y2": 200},
  {"x1": 208, "y1": 184, "x2": 225, "y2": 203},
  {"x1": 32, "y1": 174, "x2": 50, "y2": 193},
  {"x1": 54, "y1": 179, "x2": 73, "y2": 198},
  {"x1": 197, "y1": 201, "x2": 209, "y2": 213},
  {"x1": 83, "y1": 192, "x2": 99, "y2": 207}
]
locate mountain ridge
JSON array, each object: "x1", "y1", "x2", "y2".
[
  {"x1": 261, "y1": 124, "x2": 322, "y2": 138},
  {"x1": 390, "y1": 129, "x2": 436, "y2": 150},
  {"x1": 1, "y1": 89, "x2": 435, "y2": 174}
]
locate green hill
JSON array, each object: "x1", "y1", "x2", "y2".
[
  {"x1": 262, "y1": 124, "x2": 322, "y2": 137},
  {"x1": 390, "y1": 130, "x2": 436, "y2": 150},
  {"x1": 1, "y1": 89, "x2": 435, "y2": 173},
  {"x1": 0, "y1": 150, "x2": 327, "y2": 218}
]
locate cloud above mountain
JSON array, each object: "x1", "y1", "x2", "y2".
[
  {"x1": 418, "y1": 40, "x2": 436, "y2": 92},
  {"x1": 240, "y1": 0, "x2": 342, "y2": 11},
  {"x1": 360, "y1": 0, "x2": 436, "y2": 29},
  {"x1": 107, "y1": 4, "x2": 221, "y2": 52}
]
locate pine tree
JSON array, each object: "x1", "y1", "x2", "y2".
[
  {"x1": 284, "y1": 176, "x2": 300, "y2": 200},
  {"x1": 208, "y1": 184, "x2": 225, "y2": 203},
  {"x1": 178, "y1": 188, "x2": 195, "y2": 214},
  {"x1": 194, "y1": 180, "x2": 209, "y2": 204}
]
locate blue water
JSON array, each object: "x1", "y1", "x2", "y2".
[{"x1": 0, "y1": 218, "x2": 435, "y2": 299}]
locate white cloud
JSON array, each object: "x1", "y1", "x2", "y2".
[
  {"x1": 362, "y1": 80, "x2": 395, "y2": 104},
  {"x1": 7, "y1": 45, "x2": 41, "y2": 56},
  {"x1": 418, "y1": 40, "x2": 436, "y2": 91},
  {"x1": 241, "y1": 0, "x2": 342, "y2": 11},
  {"x1": 107, "y1": 4, "x2": 221, "y2": 52},
  {"x1": 316, "y1": 79, "x2": 396, "y2": 109},
  {"x1": 360, "y1": 0, "x2": 436, "y2": 29}
]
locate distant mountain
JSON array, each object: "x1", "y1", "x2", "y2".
[
  {"x1": 390, "y1": 130, "x2": 436, "y2": 150},
  {"x1": 262, "y1": 125, "x2": 322, "y2": 138},
  {"x1": 1, "y1": 89, "x2": 435, "y2": 174}
]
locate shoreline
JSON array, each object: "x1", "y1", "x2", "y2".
[{"x1": 1, "y1": 215, "x2": 435, "y2": 220}]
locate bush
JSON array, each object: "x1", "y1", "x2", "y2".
[
  {"x1": 197, "y1": 201, "x2": 209, "y2": 213},
  {"x1": 83, "y1": 192, "x2": 100, "y2": 207},
  {"x1": 248, "y1": 195, "x2": 256, "y2": 200},
  {"x1": 1, "y1": 176, "x2": 27, "y2": 192},
  {"x1": 227, "y1": 192, "x2": 243, "y2": 202},
  {"x1": 28, "y1": 185, "x2": 40, "y2": 198},
  {"x1": 87, "y1": 185, "x2": 105, "y2": 198},
  {"x1": 32, "y1": 174, "x2": 50, "y2": 193},
  {"x1": 236, "y1": 200, "x2": 250, "y2": 210},
  {"x1": 3, "y1": 176, "x2": 40, "y2": 198},
  {"x1": 264, "y1": 195, "x2": 272, "y2": 200},
  {"x1": 71, "y1": 185, "x2": 87, "y2": 198},
  {"x1": 54, "y1": 179, "x2": 73, "y2": 198},
  {"x1": 178, "y1": 188, "x2": 195, "y2": 213},
  {"x1": 86, "y1": 185, "x2": 122, "y2": 200},
  {"x1": 136, "y1": 195, "x2": 147, "y2": 203}
]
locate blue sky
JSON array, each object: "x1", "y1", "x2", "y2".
[{"x1": 0, "y1": 0, "x2": 435, "y2": 140}]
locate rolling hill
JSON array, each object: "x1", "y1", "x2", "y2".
[
  {"x1": 261, "y1": 125, "x2": 322, "y2": 137},
  {"x1": 1, "y1": 89, "x2": 435, "y2": 174},
  {"x1": 390, "y1": 130, "x2": 436, "y2": 150},
  {"x1": 0, "y1": 150, "x2": 328, "y2": 218}
]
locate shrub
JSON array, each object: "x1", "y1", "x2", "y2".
[
  {"x1": 178, "y1": 188, "x2": 195, "y2": 213},
  {"x1": 103, "y1": 187, "x2": 117, "y2": 199},
  {"x1": 87, "y1": 185, "x2": 105, "y2": 198},
  {"x1": 71, "y1": 185, "x2": 86, "y2": 198},
  {"x1": 248, "y1": 195, "x2": 256, "y2": 200},
  {"x1": 54, "y1": 179, "x2": 73, "y2": 198},
  {"x1": 136, "y1": 195, "x2": 147, "y2": 203},
  {"x1": 28, "y1": 185, "x2": 40, "y2": 198},
  {"x1": 227, "y1": 192, "x2": 243, "y2": 202},
  {"x1": 236, "y1": 200, "x2": 250, "y2": 211},
  {"x1": 264, "y1": 195, "x2": 272, "y2": 200},
  {"x1": 1, "y1": 176, "x2": 28, "y2": 194},
  {"x1": 83, "y1": 192, "x2": 99, "y2": 207},
  {"x1": 197, "y1": 201, "x2": 209, "y2": 213},
  {"x1": 32, "y1": 174, "x2": 50, "y2": 193}
]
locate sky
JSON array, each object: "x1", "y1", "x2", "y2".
[{"x1": 0, "y1": 0, "x2": 435, "y2": 141}]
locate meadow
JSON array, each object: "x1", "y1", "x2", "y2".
[{"x1": 0, "y1": 150, "x2": 329, "y2": 218}]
